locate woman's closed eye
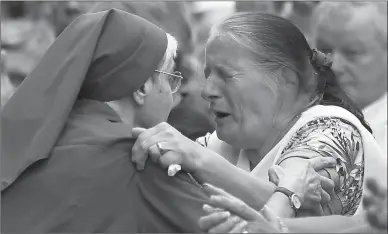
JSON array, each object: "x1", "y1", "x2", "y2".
[
  {"x1": 215, "y1": 66, "x2": 235, "y2": 79},
  {"x1": 342, "y1": 48, "x2": 366, "y2": 61},
  {"x1": 204, "y1": 65, "x2": 239, "y2": 81}
]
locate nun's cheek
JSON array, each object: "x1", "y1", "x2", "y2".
[{"x1": 172, "y1": 92, "x2": 182, "y2": 108}]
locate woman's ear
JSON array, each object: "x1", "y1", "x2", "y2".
[{"x1": 133, "y1": 77, "x2": 154, "y2": 106}]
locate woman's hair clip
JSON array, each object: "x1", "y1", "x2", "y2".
[{"x1": 310, "y1": 48, "x2": 333, "y2": 71}]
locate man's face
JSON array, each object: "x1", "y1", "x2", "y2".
[{"x1": 315, "y1": 6, "x2": 387, "y2": 108}]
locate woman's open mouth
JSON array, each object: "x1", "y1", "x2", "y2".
[{"x1": 214, "y1": 111, "x2": 231, "y2": 119}]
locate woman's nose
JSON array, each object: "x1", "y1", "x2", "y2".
[{"x1": 201, "y1": 79, "x2": 222, "y2": 102}]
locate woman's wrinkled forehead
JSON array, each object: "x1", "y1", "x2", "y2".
[{"x1": 205, "y1": 36, "x2": 252, "y2": 68}]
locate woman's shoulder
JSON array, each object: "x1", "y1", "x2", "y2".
[
  {"x1": 282, "y1": 116, "x2": 363, "y2": 154},
  {"x1": 280, "y1": 116, "x2": 365, "y2": 215}
]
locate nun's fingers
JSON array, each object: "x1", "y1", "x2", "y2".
[
  {"x1": 203, "y1": 204, "x2": 225, "y2": 214},
  {"x1": 320, "y1": 189, "x2": 331, "y2": 205},
  {"x1": 267, "y1": 166, "x2": 282, "y2": 186},
  {"x1": 203, "y1": 183, "x2": 235, "y2": 200},
  {"x1": 208, "y1": 216, "x2": 243, "y2": 233},
  {"x1": 320, "y1": 176, "x2": 335, "y2": 199},
  {"x1": 308, "y1": 157, "x2": 337, "y2": 171},
  {"x1": 198, "y1": 211, "x2": 231, "y2": 231},
  {"x1": 210, "y1": 195, "x2": 262, "y2": 221}
]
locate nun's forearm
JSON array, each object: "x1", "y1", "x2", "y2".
[{"x1": 192, "y1": 147, "x2": 276, "y2": 211}]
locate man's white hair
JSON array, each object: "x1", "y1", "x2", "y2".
[
  {"x1": 313, "y1": 2, "x2": 387, "y2": 48},
  {"x1": 157, "y1": 33, "x2": 179, "y2": 72}
]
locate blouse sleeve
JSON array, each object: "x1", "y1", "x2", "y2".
[{"x1": 277, "y1": 117, "x2": 365, "y2": 216}]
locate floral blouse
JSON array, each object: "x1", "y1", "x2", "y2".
[{"x1": 196, "y1": 116, "x2": 365, "y2": 216}]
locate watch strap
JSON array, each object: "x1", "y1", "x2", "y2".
[
  {"x1": 274, "y1": 187, "x2": 298, "y2": 215},
  {"x1": 274, "y1": 187, "x2": 294, "y2": 198}
]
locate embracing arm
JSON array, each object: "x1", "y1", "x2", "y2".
[{"x1": 192, "y1": 146, "x2": 276, "y2": 211}]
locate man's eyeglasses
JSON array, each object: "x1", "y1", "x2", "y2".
[{"x1": 154, "y1": 70, "x2": 183, "y2": 93}]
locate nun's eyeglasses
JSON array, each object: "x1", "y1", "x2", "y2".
[{"x1": 154, "y1": 70, "x2": 183, "y2": 93}]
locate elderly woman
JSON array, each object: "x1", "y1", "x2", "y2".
[{"x1": 132, "y1": 12, "x2": 386, "y2": 221}]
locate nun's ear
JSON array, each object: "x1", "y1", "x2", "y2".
[{"x1": 132, "y1": 78, "x2": 153, "y2": 106}]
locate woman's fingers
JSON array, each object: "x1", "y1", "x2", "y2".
[
  {"x1": 131, "y1": 127, "x2": 163, "y2": 170},
  {"x1": 131, "y1": 127, "x2": 147, "y2": 137},
  {"x1": 198, "y1": 211, "x2": 231, "y2": 231},
  {"x1": 208, "y1": 216, "x2": 243, "y2": 233},
  {"x1": 148, "y1": 144, "x2": 162, "y2": 164},
  {"x1": 132, "y1": 131, "x2": 178, "y2": 170},
  {"x1": 158, "y1": 150, "x2": 183, "y2": 169}
]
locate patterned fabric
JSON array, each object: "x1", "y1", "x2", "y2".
[{"x1": 278, "y1": 116, "x2": 364, "y2": 216}]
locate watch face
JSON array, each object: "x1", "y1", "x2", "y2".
[{"x1": 291, "y1": 194, "x2": 302, "y2": 209}]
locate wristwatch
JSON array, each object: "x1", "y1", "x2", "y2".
[{"x1": 274, "y1": 187, "x2": 301, "y2": 215}]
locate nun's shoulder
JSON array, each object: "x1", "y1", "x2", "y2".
[{"x1": 136, "y1": 162, "x2": 209, "y2": 232}]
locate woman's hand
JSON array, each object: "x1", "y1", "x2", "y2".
[
  {"x1": 363, "y1": 178, "x2": 387, "y2": 230},
  {"x1": 199, "y1": 184, "x2": 281, "y2": 233},
  {"x1": 268, "y1": 157, "x2": 336, "y2": 215},
  {"x1": 131, "y1": 122, "x2": 202, "y2": 172}
]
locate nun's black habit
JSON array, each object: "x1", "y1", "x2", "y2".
[{"x1": 1, "y1": 9, "x2": 209, "y2": 233}]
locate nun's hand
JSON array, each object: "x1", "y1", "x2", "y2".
[
  {"x1": 199, "y1": 184, "x2": 281, "y2": 233},
  {"x1": 131, "y1": 122, "x2": 202, "y2": 172},
  {"x1": 268, "y1": 157, "x2": 336, "y2": 215},
  {"x1": 267, "y1": 158, "x2": 335, "y2": 216},
  {"x1": 363, "y1": 178, "x2": 387, "y2": 230}
]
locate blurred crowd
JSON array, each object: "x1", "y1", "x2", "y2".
[
  {"x1": 0, "y1": 1, "x2": 322, "y2": 136},
  {"x1": 1, "y1": 2, "x2": 387, "y2": 233},
  {"x1": 1, "y1": 1, "x2": 387, "y2": 152}
]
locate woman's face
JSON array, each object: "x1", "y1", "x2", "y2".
[{"x1": 201, "y1": 37, "x2": 279, "y2": 148}]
